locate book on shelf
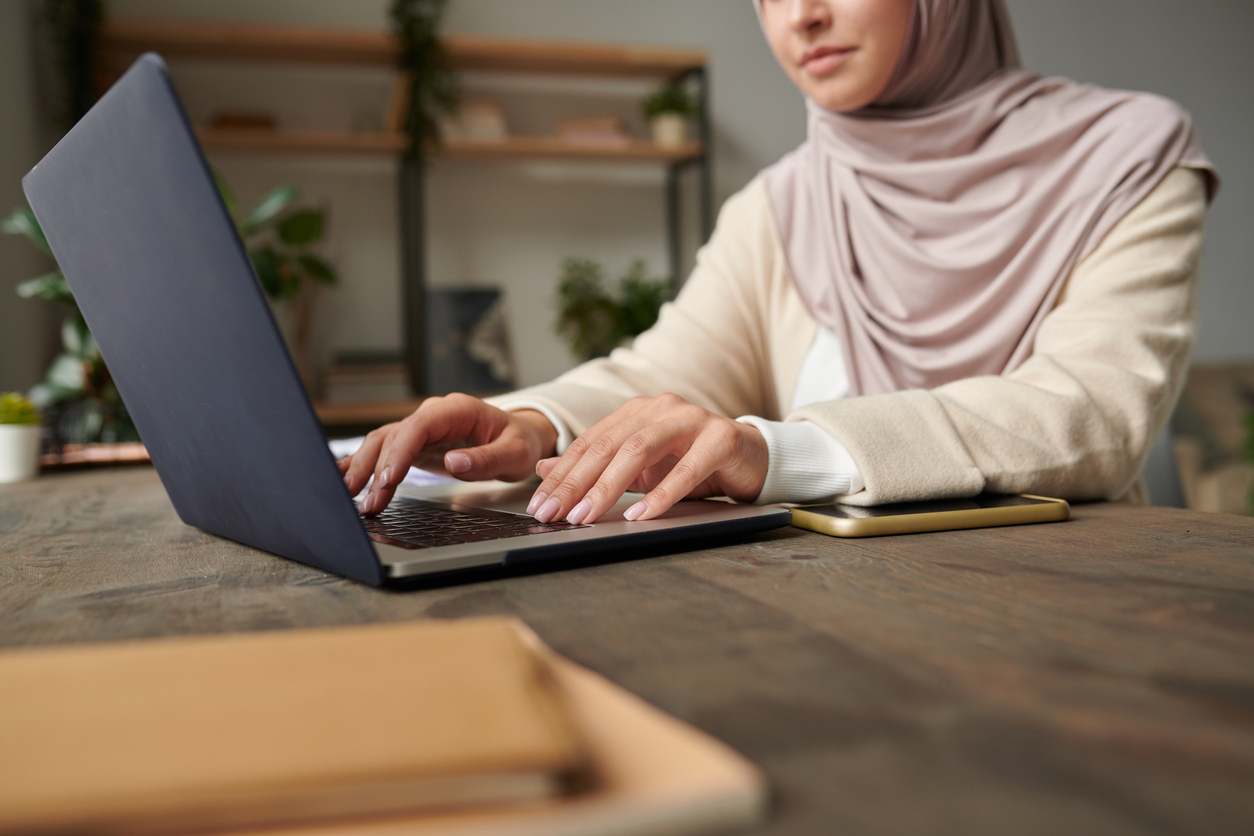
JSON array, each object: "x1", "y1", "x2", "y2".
[
  {"x1": 556, "y1": 114, "x2": 632, "y2": 147},
  {"x1": 383, "y1": 73, "x2": 412, "y2": 136},
  {"x1": 438, "y1": 98, "x2": 509, "y2": 142},
  {"x1": 322, "y1": 361, "x2": 412, "y2": 404}
]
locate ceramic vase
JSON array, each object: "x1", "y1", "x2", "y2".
[
  {"x1": 0, "y1": 425, "x2": 41, "y2": 483},
  {"x1": 651, "y1": 113, "x2": 687, "y2": 148}
]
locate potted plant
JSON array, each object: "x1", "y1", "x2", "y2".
[
  {"x1": 0, "y1": 393, "x2": 42, "y2": 483},
  {"x1": 215, "y1": 176, "x2": 339, "y2": 388},
  {"x1": 390, "y1": 0, "x2": 458, "y2": 161},
  {"x1": 555, "y1": 259, "x2": 669, "y2": 361},
  {"x1": 641, "y1": 81, "x2": 697, "y2": 148},
  {"x1": 4, "y1": 208, "x2": 137, "y2": 446}
]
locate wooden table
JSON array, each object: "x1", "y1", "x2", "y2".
[{"x1": 3, "y1": 467, "x2": 1253, "y2": 835}]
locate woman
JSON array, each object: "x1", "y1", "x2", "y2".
[{"x1": 342, "y1": 0, "x2": 1217, "y2": 527}]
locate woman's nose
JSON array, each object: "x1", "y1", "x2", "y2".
[{"x1": 788, "y1": 0, "x2": 834, "y2": 35}]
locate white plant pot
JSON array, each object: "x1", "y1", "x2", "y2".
[
  {"x1": 651, "y1": 113, "x2": 687, "y2": 148},
  {"x1": 0, "y1": 425, "x2": 41, "y2": 484}
]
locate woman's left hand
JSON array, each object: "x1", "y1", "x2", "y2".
[{"x1": 526, "y1": 393, "x2": 769, "y2": 525}]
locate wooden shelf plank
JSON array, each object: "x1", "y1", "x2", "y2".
[
  {"x1": 196, "y1": 127, "x2": 409, "y2": 155},
  {"x1": 102, "y1": 19, "x2": 397, "y2": 66},
  {"x1": 195, "y1": 127, "x2": 704, "y2": 162},
  {"x1": 444, "y1": 34, "x2": 705, "y2": 79},
  {"x1": 314, "y1": 399, "x2": 425, "y2": 427},
  {"x1": 439, "y1": 136, "x2": 704, "y2": 162},
  {"x1": 101, "y1": 19, "x2": 705, "y2": 78}
]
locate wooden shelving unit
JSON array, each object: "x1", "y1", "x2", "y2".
[
  {"x1": 193, "y1": 129, "x2": 703, "y2": 162},
  {"x1": 439, "y1": 136, "x2": 704, "y2": 163},
  {"x1": 195, "y1": 126, "x2": 409, "y2": 155},
  {"x1": 99, "y1": 19, "x2": 713, "y2": 421},
  {"x1": 102, "y1": 20, "x2": 705, "y2": 78},
  {"x1": 102, "y1": 21, "x2": 708, "y2": 165}
]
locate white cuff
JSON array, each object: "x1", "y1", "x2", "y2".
[
  {"x1": 735, "y1": 417, "x2": 864, "y2": 505},
  {"x1": 497, "y1": 400, "x2": 574, "y2": 455}
]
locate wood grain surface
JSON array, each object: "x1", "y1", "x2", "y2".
[{"x1": 2, "y1": 467, "x2": 1252, "y2": 836}]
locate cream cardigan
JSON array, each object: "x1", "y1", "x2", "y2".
[{"x1": 489, "y1": 167, "x2": 1207, "y2": 506}]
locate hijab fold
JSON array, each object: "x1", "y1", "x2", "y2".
[{"x1": 759, "y1": 0, "x2": 1217, "y2": 397}]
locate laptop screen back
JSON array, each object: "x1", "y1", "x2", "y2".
[{"x1": 22, "y1": 55, "x2": 382, "y2": 585}]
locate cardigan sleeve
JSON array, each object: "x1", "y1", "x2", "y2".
[
  {"x1": 790, "y1": 166, "x2": 1209, "y2": 505},
  {"x1": 486, "y1": 179, "x2": 781, "y2": 435}
]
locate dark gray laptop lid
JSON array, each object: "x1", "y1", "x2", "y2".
[{"x1": 22, "y1": 54, "x2": 382, "y2": 585}]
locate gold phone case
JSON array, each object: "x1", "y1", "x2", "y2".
[{"x1": 790, "y1": 494, "x2": 1070, "y2": 538}]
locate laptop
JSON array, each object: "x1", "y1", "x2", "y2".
[{"x1": 23, "y1": 54, "x2": 792, "y2": 586}]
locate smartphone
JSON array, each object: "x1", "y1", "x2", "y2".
[{"x1": 790, "y1": 494, "x2": 1070, "y2": 538}]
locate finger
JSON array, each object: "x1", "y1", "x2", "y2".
[
  {"x1": 369, "y1": 395, "x2": 502, "y2": 513},
  {"x1": 363, "y1": 427, "x2": 408, "y2": 515},
  {"x1": 568, "y1": 419, "x2": 692, "y2": 525},
  {"x1": 344, "y1": 429, "x2": 391, "y2": 504},
  {"x1": 444, "y1": 426, "x2": 535, "y2": 482},
  {"x1": 526, "y1": 457, "x2": 560, "y2": 515},
  {"x1": 529, "y1": 398, "x2": 660, "y2": 521},
  {"x1": 625, "y1": 423, "x2": 740, "y2": 521},
  {"x1": 532, "y1": 426, "x2": 640, "y2": 523}
]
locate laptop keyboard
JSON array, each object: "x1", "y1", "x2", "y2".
[{"x1": 359, "y1": 497, "x2": 590, "y2": 550}]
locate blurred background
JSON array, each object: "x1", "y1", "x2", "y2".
[{"x1": 1, "y1": 0, "x2": 1251, "y2": 510}]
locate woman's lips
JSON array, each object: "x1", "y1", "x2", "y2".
[{"x1": 801, "y1": 46, "x2": 854, "y2": 76}]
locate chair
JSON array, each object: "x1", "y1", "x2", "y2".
[{"x1": 1142, "y1": 428, "x2": 1186, "y2": 508}]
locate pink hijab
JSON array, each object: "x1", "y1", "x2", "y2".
[{"x1": 759, "y1": 0, "x2": 1218, "y2": 396}]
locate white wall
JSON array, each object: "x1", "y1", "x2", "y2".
[{"x1": 7, "y1": 0, "x2": 1251, "y2": 395}]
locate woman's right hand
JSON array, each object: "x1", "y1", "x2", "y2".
[{"x1": 338, "y1": 394, "x2": 558, "y2": 515}]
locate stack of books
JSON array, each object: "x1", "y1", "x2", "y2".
[
  {"x1": 438, "y1": 99, "x2": 510, "y2": 143},
  {"x1": 321, "y1": 361, "x2": 412, "y2": 404},
  {"x1": 555, "y1": 115, "x2": 632, "y2": 148}
]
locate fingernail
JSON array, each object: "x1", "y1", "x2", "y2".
[
  {"x1": 446, "y1": 452, "x2": 472, "y2": 474},
  {"x1": 527, "y1": 491, "x2": 547, "y2": 516},
  {"x1": 360, "y1": 493, "x2": 373, "y2": 514},
  {"x1": 623, "y1": 501, "x2": 648, "y2": 521},
  {"x1": 535, "y1": 497, "x2": 561, "y2": 524},
  {"x1": 567, "y1": 499, "x2": 591, "y2": 525},
  {"x1": 344, "y1": 473, "x2": 353, "y2": 489},
  {"x1": 379, "y1": 467, "x2": 392, "y2": 489}
]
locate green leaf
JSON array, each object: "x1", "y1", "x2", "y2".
[
  {"x1": 60, "y1": 313, "x2": 98, "y2": 360},
  {"x1": 277, "y1": 256, "x2": 302, "y2": 298},
  {"x1": 249, "y1": 246, "x2": 284, "y2": 297},
  {"x1": 277, "y1": 209, "x2": 324, "y2": 246},
  {"x1": 243, "y1": 186, "x2": 298, "y2": 234},
  {"x1": 2, "y1": 209, "x2": 52, "y2": 256},
  {"x1": 47, "y1": 354, "x2": 87, "y2": 391},
  {"x1": 0, "y1": 392, "x2": 40, "y2": 425},
  {"x1": 62, "y1": 314, "x2": 84, "y2": 355},
  {"x1": 28, "y1": 383, "x2": 78, "y2": 410},
  {"x1": 78, "y1": 401, "x2": 105, "y2": 444},
  {"x1": 212, "y1": 168, "x2": 240, "y2": 227},
  {"x1": 16, "y1": 272, "x2": 74, "y2": 304},
  {"x1": 297, "y1": 254, "x2": 337, "y2": 285}
]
